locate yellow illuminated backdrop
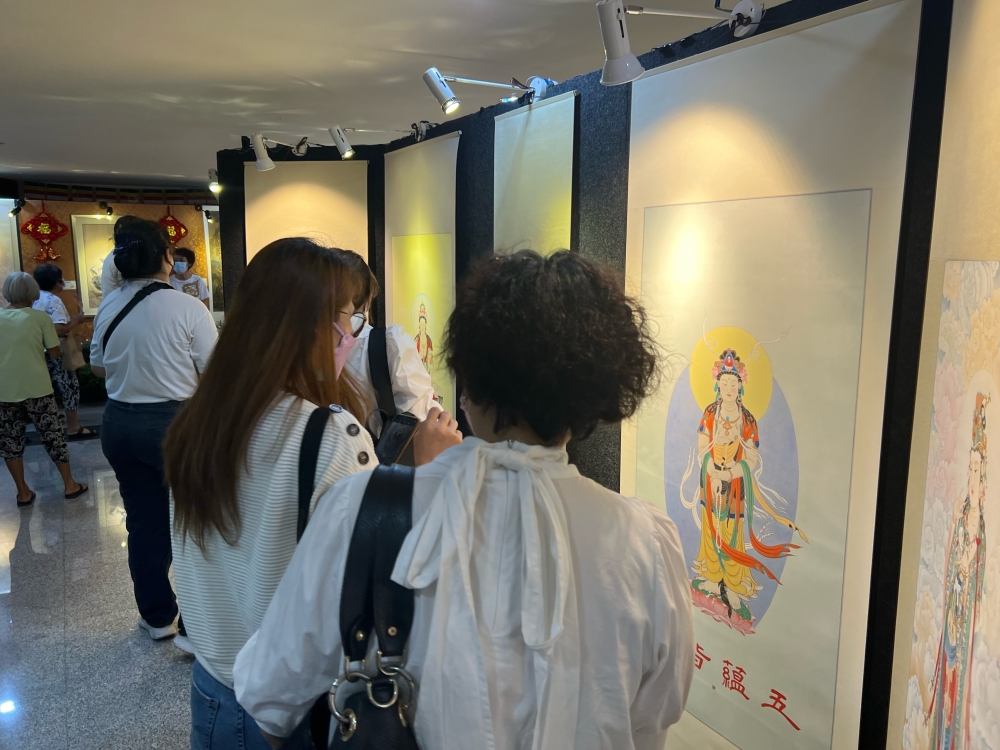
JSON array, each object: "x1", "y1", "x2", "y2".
[
  {"x1": 493, "y1": 91, "x2": 576, "y2": 256},
  {"x1": 391, "y1": 234, "x2": 454, "y2": 412}
]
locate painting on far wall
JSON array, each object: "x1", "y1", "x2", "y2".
[
  {"x1": 903, "y1": 261, "x2": 1000, "y2": 750},
  {"x1": 0, "y1": 200, "x2": 21, "y2": 306},
  {"x1": 390, "y1": 234, "x2": 454, "y2": 412},
  {"x1": 203, "y1": 207, "x2": 224, "y2": 319},
  {"x1": 635, "y1": 190, "x2": 872, "y2": 750},
  {"x1": 70, "y1": 215, "x2": 115, "y2": 316}
]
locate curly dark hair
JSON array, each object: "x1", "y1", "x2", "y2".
[{"x1": 446, "y1": 250, "x2": 659, "y2": 442}]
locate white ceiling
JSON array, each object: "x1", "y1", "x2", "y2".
[{"x1": 0, "y1": 0, "x2": 729, "y2": 187}]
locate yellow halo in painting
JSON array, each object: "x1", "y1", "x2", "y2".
[{"x1": 689, "y1": 326, "x2": 774, "y2": 420}]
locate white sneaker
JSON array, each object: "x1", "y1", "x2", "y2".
[
  {"x1": 139, "y1": 618, "x2": 178, "y2": 640},
  {"x1": 174, "y1": 635, "x2": 195, "y2": 654}
]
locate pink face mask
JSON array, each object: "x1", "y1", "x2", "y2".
[{"x1": 333, "y1": 322, "x2": 358, "y2": 378}]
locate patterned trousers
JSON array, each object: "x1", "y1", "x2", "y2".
[
  {"x1": 0, "y1": 394, "x2": 71, "y2": 463},
  {"x1": 45, "y1": 352, "x2": 81, "y2": 411}
]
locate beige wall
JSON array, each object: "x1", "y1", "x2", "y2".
[
  {"x1": 887, "y1": 0, "x2": 1000, "y2": 745},
  {"x1": 243, "y1": 161, "x2": 368, "y2": 261}
]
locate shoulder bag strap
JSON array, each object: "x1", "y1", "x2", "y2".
[
  {"x1": 296, "y1": 406, "x2": 334, "y2": 542},
  {"x1": 371, "y1": 464, "x2": 416, "y2": 657},
  {"x1": 367, "y1": 327, "x2": 397, "y2": 419},
  {"x1": 101, "y1": 281, "x2": 172, "y2": 351},
  {"x1": 338, "y1": 464, "x2": 415, "y2": 662}
]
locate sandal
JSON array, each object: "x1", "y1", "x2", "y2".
[
  {"x1": 67, "y1": 427, "x2": 97, "y2": 440},
  {"x1": 17, "y1": 491, "x2": 37, "y2": 508},
  {"x1": 65, "y1": 483, "x2": 89, "y2": 500}
]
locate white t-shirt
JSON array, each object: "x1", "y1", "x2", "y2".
[
  {"x1": 33, "y1": 290, "x2": 70, "y2": 325},
  {"x1": 90, "y1": 278, "x2": 218, "y2": 403},
  {"x1": 345, "y1": 324, "x2": 436, "y2": 436},
  {"x1": 170, "y1": 273, "x2": 210, "y2": 302},
  {"x1": 235, "y1": 439, "x2": 694, "y2": 749},
  {"x1": 101, "y1": 252, "x2": 122, "y2": 302},
  {"x1": 172, "y1": 394, "x2": 375, "y2": 687}
]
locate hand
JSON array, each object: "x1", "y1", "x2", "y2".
[
  {"x1": 413, "y1": 407, "x2": 462, "y2": 466},
  {"x1": 71, "y1": 312, "x2": 85, "y2": 325}
]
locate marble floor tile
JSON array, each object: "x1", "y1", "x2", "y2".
[{"x1": 0, "y1": 437, "x2": 192, "y2": 749}]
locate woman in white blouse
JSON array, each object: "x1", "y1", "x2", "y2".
[
  {"x1": 337, "y1": 249, "x2": 437, "y2": 439},
  {"x1": 235, "y1": 250, "x2": 695, "y2": 750},
  {"x1": 164, "y1": 238, "x2": 461, "y2": 750}
]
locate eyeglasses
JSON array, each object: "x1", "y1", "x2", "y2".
[{"x1": 337, "y1": 310, "x2": 368, "y2": 336}]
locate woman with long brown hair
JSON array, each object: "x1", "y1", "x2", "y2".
[{"x1": 166, "y1": 237, "x2": 461, "y2": 750}]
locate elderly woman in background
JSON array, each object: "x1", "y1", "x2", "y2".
[
  {"x1": 32, "y1": 264, "x2": 94, "y2": 438},
  {"x1": 0, "y1": 272, "x2": 88, "y2": 507}
]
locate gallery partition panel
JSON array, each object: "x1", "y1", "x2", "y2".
[{"x1": 621, "y1": 1, "x2": 921, "y2": 747}]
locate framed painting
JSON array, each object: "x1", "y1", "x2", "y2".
[
  {"x1": 203, "y1": 205, "x2": 224, "y2": 323},
  {"x1": 0, "y1": 199, "x2": 21, "y2": 306},
  {"x1": 71, "y1": 215, "x2": 115, "y2": 316}
]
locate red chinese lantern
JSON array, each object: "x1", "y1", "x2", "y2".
[
  {"x1": 21, "y1": 202, "x2": 68, "y2": 261},
  {"x1": 158, "y1": 207, "x2": 188, "y2": 245}
]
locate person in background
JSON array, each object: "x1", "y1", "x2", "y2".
[
  {"x1": 0, "y1": 272, "x2": 88, "y2": 507},
  {"x1": 32, "y1": 264, "x2": 94, "y2": 438},
  {"x1": 164, "y1": 238, "x2": 461, "y2": 750},
  {"x1": 234, "y1": 250, "x2": 694, "y2": 750},
  {"x1": 90, "y1": 217, "x2": 217, "y2": 647},
  {"x1": 338, "y1": 249, "x2": 436, "y2": 439},
  {"x1": 170, "y1": 247, "x2": 211, "y2": 309}
]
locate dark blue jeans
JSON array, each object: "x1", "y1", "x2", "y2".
[
  {"x1": 191, "y1": 660, "x2": 272, "y2": 750},
  {"x1": 101, "y1": 399, "x2": 184, "y2": 628}
]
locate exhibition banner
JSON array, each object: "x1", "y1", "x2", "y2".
[
  {"x1": 385, "y1": 132, "x2": 460, "y2": 412},
  {"x1": 244, "y1": 161, "x2": 368, "y2": 262},
  {"x1": 624, "y1": 1, "x2": 920, "y2": 748},
  {"x1": 493, "y1": 91, "x2": 575, "y2": 256},
  {"x1": 0, "y1": 199, "x2": 20, "y2": 306}
]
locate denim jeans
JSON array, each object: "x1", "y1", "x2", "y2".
[
  {"x1": 191, "y1": 660, "x2": 272, "y2": 750},
  {"x1": 101, "y1": 399, "x2": 183, "y2": 628}
]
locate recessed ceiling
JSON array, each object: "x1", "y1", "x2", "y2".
[{"x1": 0, "y1": 0, "x2": 729, "y2": 187}]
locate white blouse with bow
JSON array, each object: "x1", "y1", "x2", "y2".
[{"x1": 234, "y1": 438, "x2": 694, "y2": 750}]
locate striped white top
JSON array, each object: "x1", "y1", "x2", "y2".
[{"x1": 170, "y1": 394, "x2": 375, "y2": 687}]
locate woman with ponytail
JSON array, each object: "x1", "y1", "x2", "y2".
[{"x1": 90, "y1": 216, "x2": 218, "y2": 646}]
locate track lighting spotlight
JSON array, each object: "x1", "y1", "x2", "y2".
[
  {"x1": 208, "y1": 169, "x2": 221, "y2": 194},
  {"x1": 424, "y1": 68, "x2": 461, "y2": 115},
  {"x1": 205, "y1": 210, "x2": 214, "y2": 224},
  {"x1": 8, "y1": 198, "x2": 25, "y2": 217},
  {"x1": 251, "y1": 133, "x2": 275, "y2": 172},
  {"x1": 98, "y1": 201, "x2": 113, "y2": 219},
  {"x1": 328, "y1": 126, "x2": 355, "y2": 159},
  {"x1": 411, "y1": 121, "x2": 437, "y2": 142},
  {"x1": 423, "y1": 68, "x2": 556, "y2": 113},
  {"x1": 597, "y1": 0, "x2": 645, "y2": 86},
  {"x1": 291, "y1": 137, "x2": 309, "y2": 157}
]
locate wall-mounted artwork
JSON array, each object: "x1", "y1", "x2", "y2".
[
  {"x1": 390, "y1": 234, "x2": 454, "y2": 412},
  {"x1": 493, "y1": 91, "x2": 576, "y2": 256},
  {"x1": 70, "y1": 215, "x2": 115, "y2": 316},
  {"x1": 0, "y1": 199, "x2": 21, "y2": 306},
  {"x1": 635, "y1": 190, "x2": 871, "y2": 750},
  {"x1": 203, "y1": 206, "x2": 224, "y2": 321},
  {"x1": 902, "y1": 260, "x2": 1000, "y2": 750}
]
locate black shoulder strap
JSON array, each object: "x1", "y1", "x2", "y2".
[
  {"x1": 101, "y1": 281, "x2": 172, "y2": 351},
  {"x1": 367, "y1": 327, "x2": 397, "y2": 419},
  {"x1": 339, "y1": 464, "x2": 415, "y2": 661},
  {"x1": 296, "y1": 406, "x2": 334, "y2": 542}
]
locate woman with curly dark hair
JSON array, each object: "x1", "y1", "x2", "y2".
[{"x1": 235, "y1": 250, "x2": 694, "y2": 750}]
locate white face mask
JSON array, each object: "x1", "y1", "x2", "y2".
[{"x1": 173, "y1": 261, "x2": 188, "y2": 274}]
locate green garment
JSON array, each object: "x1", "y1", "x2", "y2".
[{"x1": 0, "y1": 307, "x2": 59, "y2": 402}]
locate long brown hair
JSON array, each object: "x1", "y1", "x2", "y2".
[{"x1": 166, "y1": 238, "x2": 366, "y2": 552}]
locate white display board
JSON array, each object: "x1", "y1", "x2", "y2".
[
  {"x1": 622, "y1": 1, "x2": 920, "y2": 747},
  {"x1": 384, "y1": 133, "x2": 460, "y2": 412},
  {"x1": 244, "y1": 161, "x2": 368, "y2": 262},
  {"x1": 494, "y1": 91, "x2": 576, "y2": 255}
]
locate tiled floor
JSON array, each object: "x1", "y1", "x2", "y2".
[{"x1": 0, "y1": 437, "x2": 192, "y2": 749}]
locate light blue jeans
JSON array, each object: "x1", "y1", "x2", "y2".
[{"x1": 191, "y1": 659, "x2": 272, "y2": 750}]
